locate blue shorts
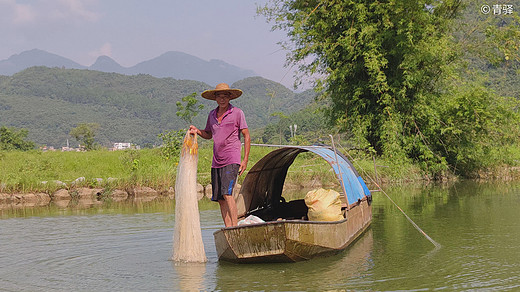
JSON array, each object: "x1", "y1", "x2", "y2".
[{"x1": 211, "y1": 164, "x2": 239, "y2": 201}]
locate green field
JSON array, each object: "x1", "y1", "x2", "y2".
[
  {"x1": 2, "y1": 144, "x2": 519, "y2": 194},
  {"x1": 0, "y1": 145, "x2": 408, "y2": 193}
]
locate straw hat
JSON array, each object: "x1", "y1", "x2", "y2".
[{"x1": 201, "y1": 83, "x2": 243, "y2": 100}]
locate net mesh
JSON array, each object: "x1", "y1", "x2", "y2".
[{"x1": 172, "y1": 131, "x2": 207, "y2": 262}]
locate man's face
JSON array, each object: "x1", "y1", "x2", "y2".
[{"x1": 215, "y1": 92, "x2": 231, "y2": 107}]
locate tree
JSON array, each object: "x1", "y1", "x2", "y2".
[
  {"x1": 69, "y1": 123, "x2": 100, "y2": 150},
  {"x1": 259, "y1": 0, "x2": 520, "y2": 176},
  {"x1": 176, "y1": 92, "x2": 205, "y2": 125},
  {"x1": 159, "y1": 93, "x2": 205, "y2": 160},
  {"x1": 0, "y1": 126, "x2": 35, "y2": 151}
]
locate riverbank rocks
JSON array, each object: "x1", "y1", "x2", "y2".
[
  {"x1": 71, "y1": 188, "x2": 103, "y2": 200},
  {"x1": 41, "y1": 180, "x2": 67, "y2": 187},
  {"x1": 205, "y1": 184, "x2": 212, "y2": 199},
  {"x1": 197, "y1": 183, "x2": 204, "y2": 200},
  {"x1": 128, "y1": 187, "x2": 159, "y2": 202},
  {"x1": 7, "y1": 193, "x2": 51, "y2": 207},
  {"x1": 166, "y1": 187, "x2": 175, "y2": 200},
  {"x1": 72, "y1": 177, "x2": 86, "y2": 185},
  {"x1": 0, "y1": 193, "x2": 12, "y2": 203},
  {"x1": 0, "y1": 180, "x2": 265, "y2": 210},
  {"x1": 111, "y1": 189, "x2": 129, "y2": 201},
  {"x1": 0, "y1": 193, "x2": 11, "y2": 209},
  {"x1": 53, "y1": 189, "x2": 71, "y2": 200},
  {"x1": 28, "y1": 193, "x2": 51, "y2": 205}
]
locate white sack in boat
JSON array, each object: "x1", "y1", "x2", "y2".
[
  {"x1": 237, "y1": 215, "x2": 265, "y2": 226},
  {"x1": 172, "y1": 132, "x2": 207, "y2": 262}
]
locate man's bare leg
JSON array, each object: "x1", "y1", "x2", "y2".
[
  {"x1": 218, "y1": 200, "x2": 232, "y2": 227},
  {"x1": 219, "y1": 195, "x2": 238, "y2": 227},
  {"x1": 225, "y1": 194, "x2": 238, "y2": 227}
]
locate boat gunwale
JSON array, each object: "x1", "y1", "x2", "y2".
[{"x1": 213, "y1": 217, "x2": 349, "y2": 233}]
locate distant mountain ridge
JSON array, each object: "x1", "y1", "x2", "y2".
[
  {"x1": 0, "y1": 49, "x2": 256, "y2": 86},
  {"x1": 89, "y1": 55, "x2": 126, "y2": 73},
  {"x1": 0, "y1": 49, "x2": 85, "y2": 74}
]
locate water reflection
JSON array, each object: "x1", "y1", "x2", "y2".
[
  {"x1": 368, "y1": 180, "x2": 520, "y2": 291},
  {"x1": 172, "y1": 262, "x2": 207, "y2": 292},
  {"x1": 214, "y1": 229, "x2": 373, "y2": 291},
  {"x1": 0, "y1": 197, "x2": 176, "y2": 219}
]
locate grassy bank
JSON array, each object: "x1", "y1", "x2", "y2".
[
  {"x1": 0, "y1": 146, "x2": 272, "y2": 193},
  {"x1": 1, "y1": 144, "x2": 519, "y2": 194}
]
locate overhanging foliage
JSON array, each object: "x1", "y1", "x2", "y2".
[{"x1": 260, "y1": 0, "x2": 520, "y2": 177}]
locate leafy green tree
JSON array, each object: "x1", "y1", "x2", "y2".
[
  {"x1": 0, "y1": 126, "x2": 35, "y2": 151},
  {"x1": 260, "y1": 0, "x2": 464, "y2": 153},
  {"x1": 262, "y1": 103, "x2": 330, "y2": 145},
  {"x1": 259, "y1": 0, "x2": 520, "y2": 176},
  {"x1": 69, "y1": 123, "x2": 100, "y2": 151},
  {"x1": 176, "y1": 92, "x2": 205, "y2": 125},
  {"x1": 160, "y1": 93, "x2": 205, "y2": 160}
]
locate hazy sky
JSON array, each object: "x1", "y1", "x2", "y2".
[{"x1": 0, "y1": 0, "x2": 305, "y2": 89}]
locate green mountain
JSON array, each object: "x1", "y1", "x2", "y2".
[{"x1": 0, "y1": 67, "x2": 314, "y2": 148}]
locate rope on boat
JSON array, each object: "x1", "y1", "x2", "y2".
[{"x1": 336, "y1": 141, "x2": 441, "y2": 249}]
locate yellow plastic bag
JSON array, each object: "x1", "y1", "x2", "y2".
[{"x1": 304, "y1": 188, "x2": 344, "y2": 221}]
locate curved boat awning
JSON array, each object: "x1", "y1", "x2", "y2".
[{"x1": 235, "y1": 145, "x2": 371, "y2": 218}]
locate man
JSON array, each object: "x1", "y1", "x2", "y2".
[{"x1": 189, "y1": 83, "x2": 250, "y2": 227}]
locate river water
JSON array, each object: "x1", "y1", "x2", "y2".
[{"x1": 1, "y1": 180, "x2": 519, "y2": 291}]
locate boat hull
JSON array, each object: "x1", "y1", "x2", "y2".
[{"x1": 214, "y1": 199, "x2": 372, "y2": 263}]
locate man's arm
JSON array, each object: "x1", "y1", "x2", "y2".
[
  {"x1": 239, "y1": 128, "x2": 250, "y2": 175},
  {"x1": 189, "y1": 125, "x2": 212, "y2": 139}
]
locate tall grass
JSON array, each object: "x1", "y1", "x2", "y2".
[
  {"x1": 0, "y1": 146, "x2": 275, "y2": 193},
  {"x1": 0, "y1": 148, "x2": 173, "y2": 192}
]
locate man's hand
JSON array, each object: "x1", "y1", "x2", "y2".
[
  {"x1": 188, "y1": 125, "x2": 199, "y2": 135},
  {"x1": 190, "y1": 125, "x2": 212, "y2": 139},
  {"x1": 239, "y1": 160, "x2": 248, "y2": 176},
  {"x1": 239, "y1": 128, "x2": 250, "y2": 176}
]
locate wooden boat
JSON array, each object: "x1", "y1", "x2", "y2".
[{"x1": 213, "y1": 145, "x2": 372, "y2": 263}]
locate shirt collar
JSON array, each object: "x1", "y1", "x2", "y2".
[{"x1": 213, "y1": 104, "x2": 234, "y2": 118}]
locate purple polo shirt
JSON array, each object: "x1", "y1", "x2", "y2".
[{"x1": 204, "y1": 104, "x2": 248, "y2": 168}]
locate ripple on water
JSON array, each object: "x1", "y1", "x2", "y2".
[
  {"x1": 1, "y1": 213, "x2": 177, "y2": 290},
  {"x1": 1, "y1": 182, "x2": 520, "y2": 291}
]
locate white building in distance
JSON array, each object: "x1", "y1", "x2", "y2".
[{"x1": 112, "y1": 142, "x2": 139, "y2": 150}]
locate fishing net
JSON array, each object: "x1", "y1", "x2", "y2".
[{"x1": 172, "y1": 131, "x2": 207, "y2": 262}]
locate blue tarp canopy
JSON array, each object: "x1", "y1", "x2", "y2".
[{"x1": 235, "y1": 145, "x2": 371, "y2": 218}]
